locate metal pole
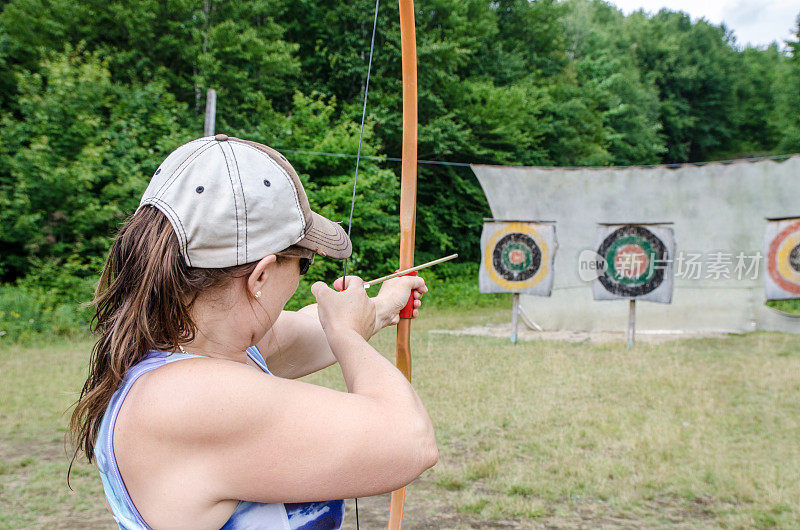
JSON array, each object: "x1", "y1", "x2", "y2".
[
  {"x1": 511, "y1": 293, "x2": 520, "y2": 344},
  {"x1": 627, "y1": 299, "x2": 636, "y2": 348},
  {"x1": 204, "y1": 89, "x2": 217, "y2": 136}
]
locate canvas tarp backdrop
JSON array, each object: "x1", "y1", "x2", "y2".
[{"x1": 472, "y1": 156, "x2": 800, "y2": 334}]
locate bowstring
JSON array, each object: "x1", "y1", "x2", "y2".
[
  {"x1": 342, "y1": 0, "x2": 381, "y2": 291},
  {"x1": 343, "y1": 0, "x2": 381, "y2": 527}
]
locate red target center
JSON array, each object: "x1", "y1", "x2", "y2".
[
  {"x1": 614, "y1": 245, "x2": 649, "y2": 278},
  {"x1": 509, "y1": 249, "x2": 525, "y2": 265}
]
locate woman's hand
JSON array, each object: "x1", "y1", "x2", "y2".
[
  {"x1": 373, "y1": 275, "x2": 427, "y2": 327},
  {"x1": 326, "y1": 275, "x2": 427, "y2": 339},
  {"x1": 311, "y1": 277, "x2": 376, "y2": 340},
  {"x1": 371, "y1": 276, "x2": 428, "y2": 333}
]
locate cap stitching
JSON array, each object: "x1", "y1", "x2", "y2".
[
  {"x1": 152, "y1": 141, "x2": 215, "y2": 199},
  {"x1": 228, "y1": 141, "x2": 304, "y2": 232},
  {"x1": 145, "y1": 198, "x2": 189, "y2": 252},
  {"x1": 229, "y1": 144, "x2": 248, "y2": 264},
  {"x1": 302, "y1": 226, "x2": 351, "y2": 250},
  {"x1": 217, "y1": 142, "x2": 242, "y2": 265},
  {"x1": 301, "y1": 234, "x2": 351, "y2": 251},
  {"x1": 151, "y1": 141, "x2": 214, "y2": 199},
  {"x1": 143, "y1": 197, "x2": 192, "y2": 266},
  {"x1": 307, "y1": 220, "x2": 345, "y2": 237}
]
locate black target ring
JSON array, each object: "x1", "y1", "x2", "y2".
[
  {"x1": 790, "y1": 244, "x2": 800, "y2": 273},
  {"x1": 597, "y1": 225, "x2": 666, "y2": 297},
  {"x1": 491, "y1": 233, "x2": 542, "y2": 282}
]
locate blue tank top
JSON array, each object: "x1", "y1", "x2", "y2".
[{"x1": 95, "y1": 346, "x2": 345, "y2": 529}]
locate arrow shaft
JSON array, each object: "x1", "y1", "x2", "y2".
[{"x1": 364, "y1": 254, "x2": 457, "y2": 288}]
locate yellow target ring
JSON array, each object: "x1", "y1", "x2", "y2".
[
  {"x1": 484, "y1": 222, "x2": 550, "y2": 290},
  {"x1": 776, "y1": 230, "x2": 800, "y2": 284}
]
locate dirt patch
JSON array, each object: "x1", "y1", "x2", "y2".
[
  {"x1": 0, "y1": 433, "x2": 72, "y2": 463},
  {"x1": 342, "y1": 489, "x2": 721, "y2": 529},
  {"x1": 430, "y1": 323, "x2": 732, "y2": 344},
  {"x1": 0, "y1": 435, "x2": 745, "y2": 528},
  {"x1": 342, "y1": 486, "x2": 529, "y2": 529}
]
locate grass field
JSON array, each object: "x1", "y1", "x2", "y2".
[{"x1": 1, "y1": 305, "x2": 799, "y2": 528}]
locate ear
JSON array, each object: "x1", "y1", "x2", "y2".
[{"x1": 247, "y1": 255, "x2": 278, "y2": 298}]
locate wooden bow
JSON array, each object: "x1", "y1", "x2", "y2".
[{"x1": 387, "y1": 0, "x2": 418, "y2": 528}]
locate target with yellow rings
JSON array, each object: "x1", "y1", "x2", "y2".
[{"x1": 479, "y1": 221, "x2": 557, "y2": 295}]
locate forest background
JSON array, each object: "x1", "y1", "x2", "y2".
[{"x1": 1, "y1": 0, "x2": 799, "y2": 341}]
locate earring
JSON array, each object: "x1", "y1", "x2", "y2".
[{"x1": 255, "y1": 290, "x2": 262, "y2": 299}]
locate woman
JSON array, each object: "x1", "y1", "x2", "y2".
[{"x1": 70, "y1": 135, "x2": 438, "y2": 529}]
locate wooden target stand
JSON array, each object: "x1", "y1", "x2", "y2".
[
  {"x1": 509, "y1": 293, "x2": 544, "y2": 344},
  {"x1": 627, "y1": 299, "x2": 636, "y2": 348}
]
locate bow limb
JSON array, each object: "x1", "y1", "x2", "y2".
[{"x1": 387, "y1": 0, "x2": 417, "y2": 528}]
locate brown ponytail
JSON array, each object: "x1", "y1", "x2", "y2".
[{"x1": 69, "y1": 206, "x2": 255, "y2": 467}]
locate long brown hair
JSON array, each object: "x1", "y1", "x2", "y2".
[{"x1": 69, "y1": 206, "x2": 256, "y2": 467}]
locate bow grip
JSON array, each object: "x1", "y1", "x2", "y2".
[{"x1": 397, "y1": 270, "x2": 418, "y2": 319}]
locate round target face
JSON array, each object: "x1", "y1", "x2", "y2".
[
  {"x1": 767, "y1": 220, "x2": 800, "y2": 294},
  {"x1": 597, "y1": 225, "x2": 666, "y2": 297},
  {"x1": 484, "y1": 223, "x2": 550, "y2": 290},
  {"x1": 492, "y1": 233, "x2": 541, "y2": 281}
]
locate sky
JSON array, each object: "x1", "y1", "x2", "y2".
[{"x1": 608, "y1": 0, "x2": 798, "y2": 48}]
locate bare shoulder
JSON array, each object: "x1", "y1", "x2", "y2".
[
  {"x1": 115, "y1": 352, "x2": 436, "y2": 508},
  {"x1": 120, "y1": 357, "x2": 282, "y2": 441},
  {"x1": 113, "y1": 357, "x2": 285, "y2": 527}
]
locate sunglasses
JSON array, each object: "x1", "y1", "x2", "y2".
[
  {"x1": 276, "y1": 246, "x2": 315, "y2": 276},
  {"x1": 299, "y1": 257, "x2": 312, "y2": 275}
]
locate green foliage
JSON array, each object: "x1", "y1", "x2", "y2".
[
  {"x1": 0, "y1": 284, "x2": 91, "y2": 342},
  {"x1": 0, "y1": 47, "x2": 190, "y2": 281},
  {"x1": 1, "y1": 0, "x2": 799, "y2": 341},
  {"x1": 767, "y1": 299, "x2": 800, "y2": 315},
  {"x1": 775, "y1": 17, "x2": 800, "y2": 152},
  {"x1": 264, "y1": 92, "x2": 400, "y2": 280},
  {"x1": 564, "y1": 0, "x2": 664, "y2": 164}
]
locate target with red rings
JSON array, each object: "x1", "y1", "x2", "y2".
[{"x1": 766, "y1": 219, "x2": 800, "y2": 297}]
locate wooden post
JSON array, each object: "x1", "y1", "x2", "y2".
[
  {"x1": 204, "y1": 89, "x2": 217, "y2": 136},
  {"x1": 511, "y1": 293, "x2": 520, "y2": 344},
  {"x1": 627, "y1": 299, "x2": 636, "y2": 348}
]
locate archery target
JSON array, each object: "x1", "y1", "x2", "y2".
[
  {"x1": 592, "y1": 224, "x2": 675, "y2": 303},
  {"x1": 479, "y1": 221, "x2": 557, "y2": 295},
  {"x1": 764, "y1": 218, "x2": 800, "y2": 300}
]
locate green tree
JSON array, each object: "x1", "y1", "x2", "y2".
[
  {"x1": 775, "y1": 15, "x2": 800, "y2": 152},
  {"x1": 0, "y1": 48, "x2": 190, "y2": 283},
  {"x1": 563, "y1": 0, "x2": 664, "y2": 164},
  {"x1": 0, "y1": 0, "x2": 299, "y2": 123},
  {"x1": 625, "y1": 9, "x2": 738, "y2": 162},
  {"x1": 729, "y1": 45, "x2": 785, "y2": 155}
]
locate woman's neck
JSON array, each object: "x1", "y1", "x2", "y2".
[{"x1": 182, "y1": 301, "x2": 259, "y2": 364}]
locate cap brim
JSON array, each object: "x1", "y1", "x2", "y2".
[
  {"x1": 295, "y1": 212, "x2": 352, "y2": 259},
  {"x1": 275, "y1": 245, "x2": 316, "y2": 259}
]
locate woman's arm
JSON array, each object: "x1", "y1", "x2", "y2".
[
  {"x1": 256, "y1": 308, "x2": 336, "y2": 379},
  {"x1": 133, "y1": 277, "x2": 437, "y2": 505},
  {"x1": 258, "y1": 275, "x2": 426, "y2": 379}
]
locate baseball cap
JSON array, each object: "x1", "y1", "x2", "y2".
[{"x1": 139, "y1": 134, "x2": 352, "y2": 268}]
